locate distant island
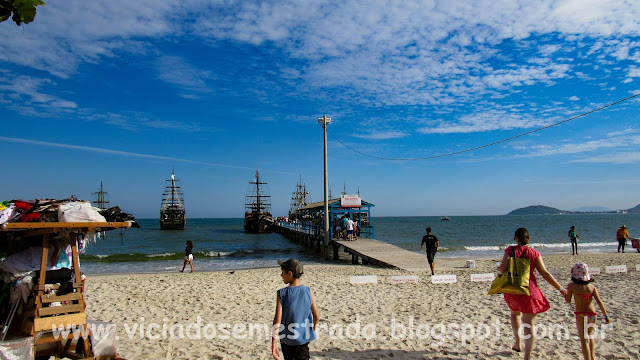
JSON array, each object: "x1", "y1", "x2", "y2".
[{"x1": 507, "y1": 204, "x2": 640, "y2": 215}]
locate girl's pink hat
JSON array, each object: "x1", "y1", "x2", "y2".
[{"x1": 571, "y1": 262, "x2": 592, "y2": 281}]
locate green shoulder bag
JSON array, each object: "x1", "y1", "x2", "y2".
[{"x1": 488, "y1": 247, "x2": 530, "y2": 296}]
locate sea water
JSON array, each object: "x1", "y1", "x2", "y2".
[{"x1": 80, "y1": 214, "x2": 640, "y2": 275}]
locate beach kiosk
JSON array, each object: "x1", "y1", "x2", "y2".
[
  {"x1": 0, "y1": 221, "x2": 130, "y2": 359},
  {"x1": 295, "y1": 194, "x2": 375, "y2": 239}
]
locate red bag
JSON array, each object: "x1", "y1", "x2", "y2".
[
  {"x1": 632, "y1": 238, "x2": 640, "y2": 249},
  {"x1": 19, "y1": 213, "x2": 41, "y2": 222},
  {"x1": 13, "y1": 200, "x2": 34, "y2": 211}
]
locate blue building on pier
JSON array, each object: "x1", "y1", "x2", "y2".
[{"x1": 294, "y1": 195, "x2": 375, "y2": 239}]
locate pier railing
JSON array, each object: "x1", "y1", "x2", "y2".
[
  {"x1": 275, "y1": 222, "x2": 374, "y2": 240},
  {"x1": 276, "y1": 221, "x2": 323, "y2": 238}
]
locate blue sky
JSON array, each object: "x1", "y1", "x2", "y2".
[{"x1": 2, "y1": 0, "x2": 640, "y2": 218}]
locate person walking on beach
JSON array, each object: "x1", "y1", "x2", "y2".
[
  {"x1": 272, "y1": 259, "x2": 319, "y2": 360},
  {"x1": 497, "y1": 228, "x2": 566, "y2": 360},
  {"x1": 616, "y1": 225, "x2": 631, "y2": 253},
  {"x1": 420, "y1": 227, "x2": 439, "y2": 275},
  {"x1": 180, "y1": 240, "x2": 194, "y2": 272},
  {"x1": 564, "y1": 262, "x2": 611, "y2": 360},
  {"x1": 568, "y1": 226, "x2": 580, "y2": 255}
]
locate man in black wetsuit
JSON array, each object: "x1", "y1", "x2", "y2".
[{"x1": 420, "y1": 227, "x2": 439, "y2": 275}]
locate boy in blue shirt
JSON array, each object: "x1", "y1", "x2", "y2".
[{"x1": 272, "y1": 259, "x2": 320, "y2": 360}]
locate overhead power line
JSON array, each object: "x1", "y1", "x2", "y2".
[{"x1": 328, "y1": 92, "x2": 640, "y2": 161}]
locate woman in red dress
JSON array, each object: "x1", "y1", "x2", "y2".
[{"x1": 498, "y1": 228, "x2": 567, "y2": 360}]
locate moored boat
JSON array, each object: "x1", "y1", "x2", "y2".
[
  {"x1": 288, "y1": 175, "x2": 310, "y2": 222},
  {"x1": 160, "y1": 172, "x2": 185, "y2": 230},
  {"x1": 92, "y1": 181, "x2": 110, "y2": 210},
  {"x1": 244, "y1": 169, "x2": 273, "y2": 233}
]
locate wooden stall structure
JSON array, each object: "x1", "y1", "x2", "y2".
[{"x1": 1, "y1": 222, "x2": 131, "y2": 359}]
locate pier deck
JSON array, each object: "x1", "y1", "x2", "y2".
[
  {"x1": 333, "y1": 238, "x2": 429, "y2": 272},
  {"x1": 273, "y1": 222, "x2": 456, "y2": 272}
]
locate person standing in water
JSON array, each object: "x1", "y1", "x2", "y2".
[
  {"x1": 616, "y1": 225, "x2": 631, "y2": 253},
  {"x1": 568, "y1": 226, "x2": 580, "y2": 255}
]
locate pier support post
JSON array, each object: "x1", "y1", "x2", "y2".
[{"x1": 332, "y1": 242, "x2": 339, "y2": 260}]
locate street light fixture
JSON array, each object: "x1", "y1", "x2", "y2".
[{"x1": 318, "y1": 115, "x2": 331, "y2": 259}]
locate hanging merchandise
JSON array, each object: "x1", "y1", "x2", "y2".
[
  {"x1": 0, "y1": 205, "x2": 20, "y2": 225},
  {"x1": 58, "y1": 202, "x2": 107, "y2": 223}
]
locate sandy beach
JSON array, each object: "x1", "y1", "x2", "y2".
[{"x1": 85, "y1": 253, "x2": 640, "y2": 359}]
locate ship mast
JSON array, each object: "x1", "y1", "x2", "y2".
[
  {"x1": 171, "y1": 173, "x2": 176, "y2": 206},
  {"x1": 162, "y1": 171, "x2": 184, "y2": 209},
  {"x1": 246, "y1": 169, "x2": 270, "y2": 213},
  {"x1": 92, "y1": 182, "x2": 109, "y2": 210},
  {"x1": 255, "y1": 170, "x2": 260, "y2": 212},
  {"x1": 290, "y1": 175, "x2": 310, "y2": 216}
]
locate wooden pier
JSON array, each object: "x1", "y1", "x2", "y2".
[
  {"x1": 333, "y1": 238, "x2": 429, "y2": 272},
  {"x1": 273, "y1": 222, "x2": 430, "y2": 272}
]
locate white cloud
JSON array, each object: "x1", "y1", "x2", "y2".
[
  {"x1": 0, "y1": 72, "x2": 211, "y2": 132},
  {"x1": 185, "y1": 0, "x2": 640, "y2": 114},
  {"x1": 571, "y1": 152, "x2": 640, "y2": 163},
  {"x1": 0, "y1": 1, "x2": 177, "y2": 78},
  {"x1": 0, "y1": 75, "x2": 78, "y2": 115},
  {"x1": 156, "y1": 56, "x2": 214, "y2": 97},
  {"x1": 520, "y1": 132, "x2": 640, "y2": 157},
  {"x1": 539, "y1": 44, "x2": 562, "y2": 56},
  {"x1": 628, "y1": 66, "x2": 640, "y2": 77},
  {"x1": 81, "y1": 110, "x2": 214, "y2": 133},
  {"x1": 568, "y1": 96, "x2": 580, "y2": 101},
  {"x1": 3, "y1": 0, "x2": 640, "y2": 134},
  {"x1": 606, "y1": 128, "x2": 638, "y2": 137},
  {"x1": 352, "y1": 130, "x2": 409, "y2": 140},
  {"x1": 418, "y1": 108, "x2": 556, "y2": 134}
]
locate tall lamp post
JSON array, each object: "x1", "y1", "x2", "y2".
[{"x1": 318, "y1": 115, "x2": 331, "y2": 259}]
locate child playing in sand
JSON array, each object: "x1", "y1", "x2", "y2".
[
  {"x1": 564, "y1": 262, "x2": 611, "y2": 360},
  {"x1": 272, "y1": 259, "x2": 319, "y2": 360}
]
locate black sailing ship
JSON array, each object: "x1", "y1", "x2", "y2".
[
  {"x1": 288, "y1": 175, "x2": 310, "y2": 221},
  {"x1": 244, "y1": 169, "x2": 273, "y2": 233},
  {"x1": 160, "y1": 172, "x2": 186, "y2": 230},
  {"x1": 92, "y1": 181, "x2": 109, "y2": 210}
]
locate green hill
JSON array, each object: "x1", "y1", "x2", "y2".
[
  {"x1": 507, "y1": 205, "x2": 566, "y2": 215},
  {"x1": 627, "y1": 204, "x2": 640, "y2": 213}
]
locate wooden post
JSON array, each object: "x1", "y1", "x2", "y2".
[
  {"x1": 332, "y1": 242, "x2": 339, "y2": 260},
  {"x1": 70, "y1": 233, "x2": 84, "y2": 307},
  {"x1": 70, "y1": 233, "x2": 93, "y2": 358},
  {"x1": 35, "y1": 234, "x2": 50, "y2": 323}
]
